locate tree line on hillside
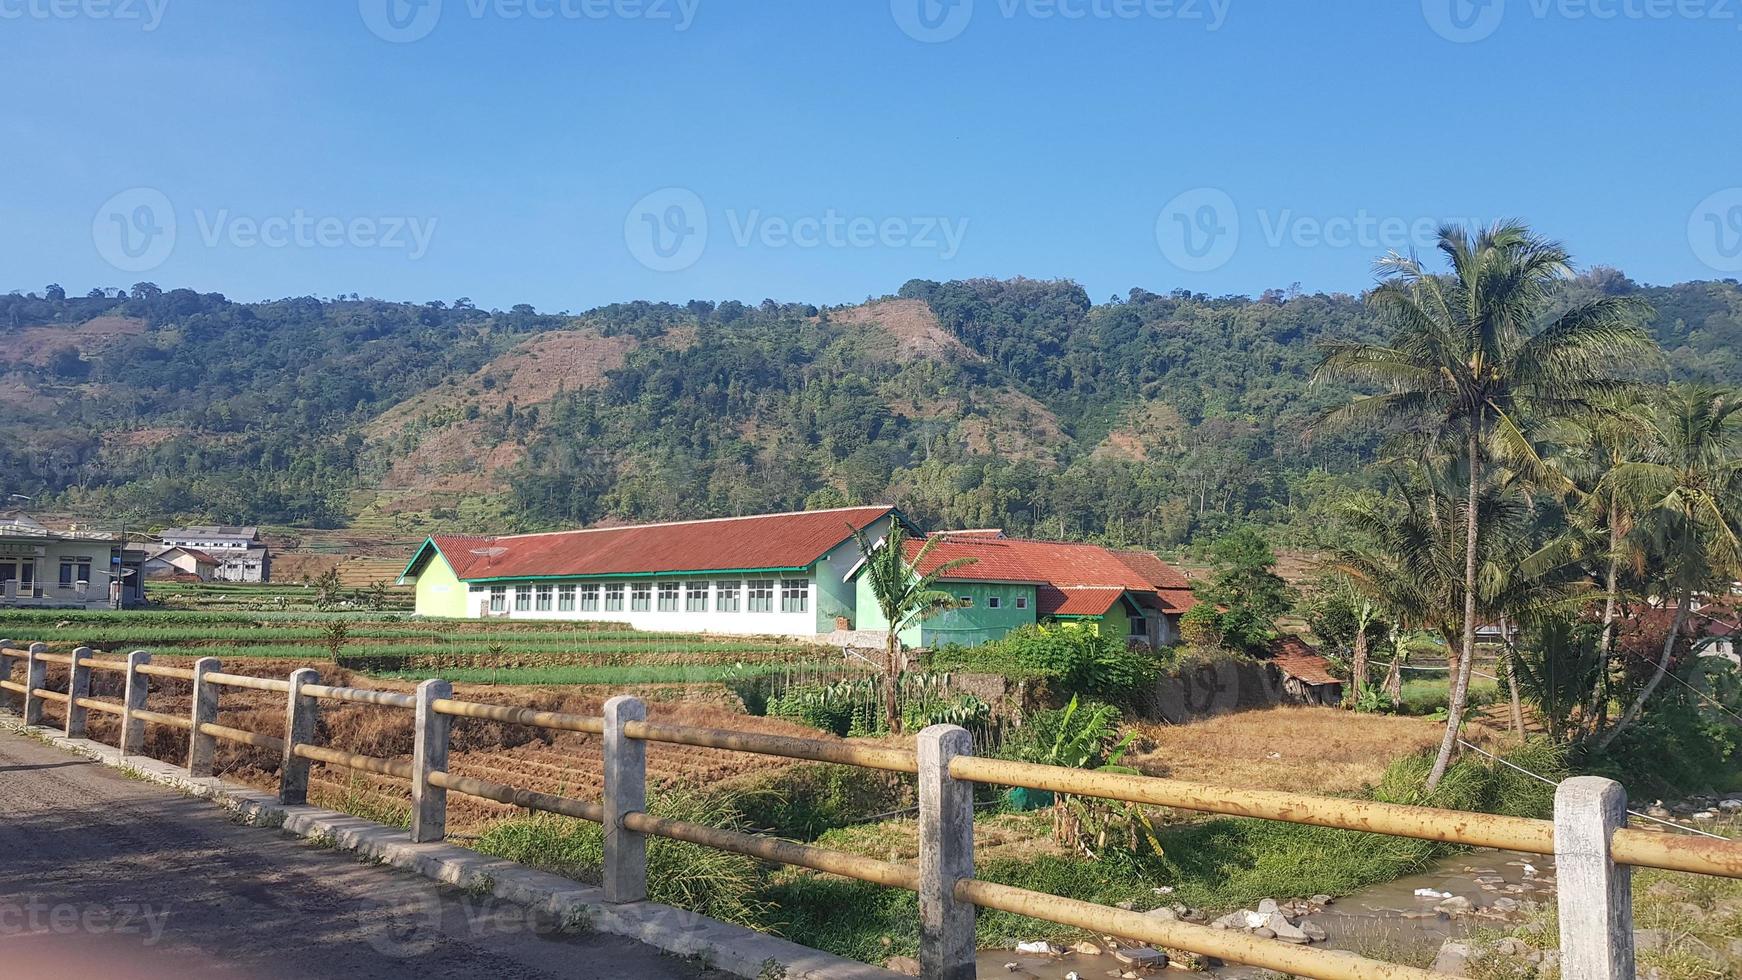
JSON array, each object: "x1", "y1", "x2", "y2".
[{"x1": 2, "y1": 265, "x2": 1740, "y2": 550}]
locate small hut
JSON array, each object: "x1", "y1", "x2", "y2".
[{"x1": 1265, "y1": 635, "x2": 1345, "y2": 706}]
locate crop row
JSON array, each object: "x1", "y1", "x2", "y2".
[
  {"x1": 0, "y1": 626, "x2": 811, "y2": 649},
  {"x1": 371, "y1": 662, "x2": 813, "y2": 686}
]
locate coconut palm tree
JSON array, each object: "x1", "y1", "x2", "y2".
[
  {"x1": 851, "y1": 523, "x2": 977, "y2": 734},
  {"x1": 1315, "y1": 225, "x2": 1655, "y2": 788},
  {"x1": 1594, "y1": 384, "x2": 1742, "y2": 751}
]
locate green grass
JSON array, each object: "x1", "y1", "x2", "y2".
[{"x1": 376, "y1": 661, "x2": 818, "y2": 686}]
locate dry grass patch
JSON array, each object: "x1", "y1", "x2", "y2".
[{"x1": 1126, "y1": 706, "x2": 1488, "y2": 795}]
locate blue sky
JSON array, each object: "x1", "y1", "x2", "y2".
[{"x1": 4, "y1": 1, "x2": 1739, "y2": 311}]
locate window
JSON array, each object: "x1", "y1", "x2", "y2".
[
  {"x1": 631, "y1": 583, "x2": 652, "y2": 611},
  {"x1": 536, "y1": 584, "x2": 554, "y2": 611},
  {"x1": 987, "y1": 596, "x2": 1002, "y2": 609},
  {"x1": 514, "y1": 587, "x2": 531, "y2": 612},
  {"x1": 747, "y1": 579, "x2": 775, "y2": 613},
  {"x1": 605, "y1": 584, "x2": 625, "y2": 612},
  {"x1": 0, "y1": 562, "x2": 14, "y2": 586},
  {"x1": 686, "y1": 581, "x2": 710, "y2": 612},
  {"x1": 558, "y1": 585, "x2": 576, "y2": 612},
  {"x1": 580, "y1": 584, "x2": 600, "y2": 612},
  {"x1": 715, "y1": 580, "x2": 741, "y2": 612},
  {"x1": 957, "y1": 596, "x2": 974, "y2": 608},
  {"x1": 489, "y1": 586, "x2": 506, "y2": 613},
  {"x1": 59, "y1": 558, "x2": 92, "y2": 588},
  {"x1": 657, "y1": 581, "x2": 680, "y2": 612},
  {"x1": 780, "y1": 579, "x2": 808, "y2": 614},
  {"x1": 1015, "y1": 595, "x2": 1028, "y2": 610}
]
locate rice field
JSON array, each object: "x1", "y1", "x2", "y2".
[{"x1": 0, "y1": 609, "x2": 836, "y2": 684}]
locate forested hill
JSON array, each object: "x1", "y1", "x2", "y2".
[{"x1": 3, "y1": 273, "x2": 1739, "y2": 549}]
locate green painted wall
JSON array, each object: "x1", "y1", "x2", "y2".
[
  {"x1": 814, "y1": 514, "x2": 891, "y2": 632},
  {"x1": 413, "y1": 550, "x2": 470, "y2": 618},
  {"x1": 854, "y1": 576, "x2": 1037, "y2": 648}
]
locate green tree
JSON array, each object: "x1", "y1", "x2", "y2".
[
  {"x1": 1315, "y1": 222, "x2": 1658, "y2": 788},
  {"x1": 1594, "y1": 384, "x2": 1742, "y2": 750},
  {"x1": 1195, "y1": 527, "x2": 1294, "y2": 653},
  {"x1": 851, "y1": 523, "x2": 977, "y2": 734}
]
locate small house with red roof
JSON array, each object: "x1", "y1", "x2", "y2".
[
  {"x1": 398, "y1": 506, "x2": 901, "y2": 636},
  {"x1": 849, "y1": 532, "x2": 1199, "y2": 648}
]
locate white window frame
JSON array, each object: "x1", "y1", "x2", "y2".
[
  {"x1": 1016, "y1": 595, "x2": 1028, "y2": 610},
  {"x1": 657, "y1": 581, "x2": 680, "y2": 612},
  {"x1": 580, "y1": 584, "x2": 600, "y2": 612},
  {"x1": 716, "y1": 580, "x2": 741, "y2": 612},
  {"x1": 987, "y1": 595, "x2": 1002, "y2": 609},
  {"x1": 536, "y1": 584, "x2": 554, "y2": 612},
  {"x1": 489, "y1": 586, "x2": 506, "y2": 613},
  {"x1": 514, "y1": 587, "x2": 531, "y2": 612},
  {"x1": 558, "y1": 584, "x2": 576, "y2": 612},
  {"x1": 686, "y1": 581, "x2": 710, "y2": 612},
  {"x1": 747, "y1": 579, "x2": 775, "y2": 613},
  {"x1": 780, "y1": 579, "x2": 808, "y2": 614},
  {"x1": 631, "y1": 583, "x2": 652, "y2": 612},
  {"x1": 605, "y1": 584, "x2": 625, "y2": 612}
]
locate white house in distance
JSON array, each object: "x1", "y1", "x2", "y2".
[
  {"x1": 0, "y1": 515, "x2": 145, "y2": 609},
  {"x1": 157, "y1": 526, "x2": 271, "y2": 583},
  {"x1": 143, "y1": 545, "x2": 221, "y2": 581},
  {"x1": 399, "y1": 506, "x2": 899, "y2": 637}
]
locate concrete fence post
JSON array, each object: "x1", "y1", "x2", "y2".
[
  {"x1": 918, "y1": 725, "x2": 977, "y2": 980},
  {"x1": 65, "y1": 647, "x2": 93, "y2": 739},
  {"x1": 0, "y1": 639, "x2": 15, "y2": 714},
  {"x1": 281, "y1": 668, "x2": 320, "y2": 805},
  {"x1": 23, "y1": 642, "x2": 47, "y2": 726},
  {"x1": 188, "y1": 657, "x2": 222, "y2": 778},
  {"x1": 120, "y1": 651, "x2": 151, "y2": 755},
  {"x1": 411, "y1": 678, "x2": 453, "y2": 843},
  {"x1": 1555, "y1": 776, "x2": 1633, "y2": 980},
  {"x1": 603, "y1": 695, "x2": 648, "y2": 904}
]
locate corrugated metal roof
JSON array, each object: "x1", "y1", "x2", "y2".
[
  {"x1": 1268, "y1": 636, "x2": 1342, "y2": 687},
  {"x1": 425, "y1": 506, "x2": 895, "y2": 581}
]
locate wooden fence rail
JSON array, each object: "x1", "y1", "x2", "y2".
[{"x1": 3, "y1": 638, "x2": 1738, "y2": 980}]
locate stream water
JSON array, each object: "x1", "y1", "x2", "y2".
[{"x1": 976, "y1": 850, "x2": 1559, "y2": 978}]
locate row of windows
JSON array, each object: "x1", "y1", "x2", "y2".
[
  {"x1": 955, "y1": 594, "x2": 1026, "y2": 610},
  {"x1": 480, "y1": 579, "x2": 810, "y2": 615}
]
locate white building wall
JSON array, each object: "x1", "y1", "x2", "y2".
[{"x1": 459, "y1": 576, "x2": 823, "y2": 637}]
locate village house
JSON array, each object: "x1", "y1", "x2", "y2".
[
  {"x1": 143, "y1": 545, "x2": 222, "y2": 581},
  {"x1": 157, "y1": 525, "x2": 271, "y2": 583},
  {"x1": 851, "y1": 532, "x2": 1199, "y2": 649},
  {"x1": 399, "y1": 507, "x2": 1199, "y2": 648},
  {"x1": 0, "y1": 515, "x2": 145, "y2": 609}
]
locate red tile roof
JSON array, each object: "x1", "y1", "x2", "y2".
[
  {"x1": 420, "y1": 506, "x2": 894, "y2": 581},
  {"x1": 901, "y1": 535, "x2": 1197, "y2": 618},
  {"x1": 1038, "y1": 586, "x2": 1128, "y2": 617}
]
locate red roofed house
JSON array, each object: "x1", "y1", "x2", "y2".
[
  {"x1": 849, "y1": 532, "x2": 1199, "y2": 648},
  {"x1": 398, "y1": 506, "x2": 901, "y2": 636}
]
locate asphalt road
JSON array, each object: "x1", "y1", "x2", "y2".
[{"x1": 0, "y1": 729, "x2": 725, "y2": 980}]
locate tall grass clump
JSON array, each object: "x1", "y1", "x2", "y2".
[{"x1": 475, "y1": 788, "x2": 771, "y2": 927}]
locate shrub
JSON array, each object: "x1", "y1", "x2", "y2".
[{"x1": 931, "y1": 625, "x2": 1161, "y2": 702}]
